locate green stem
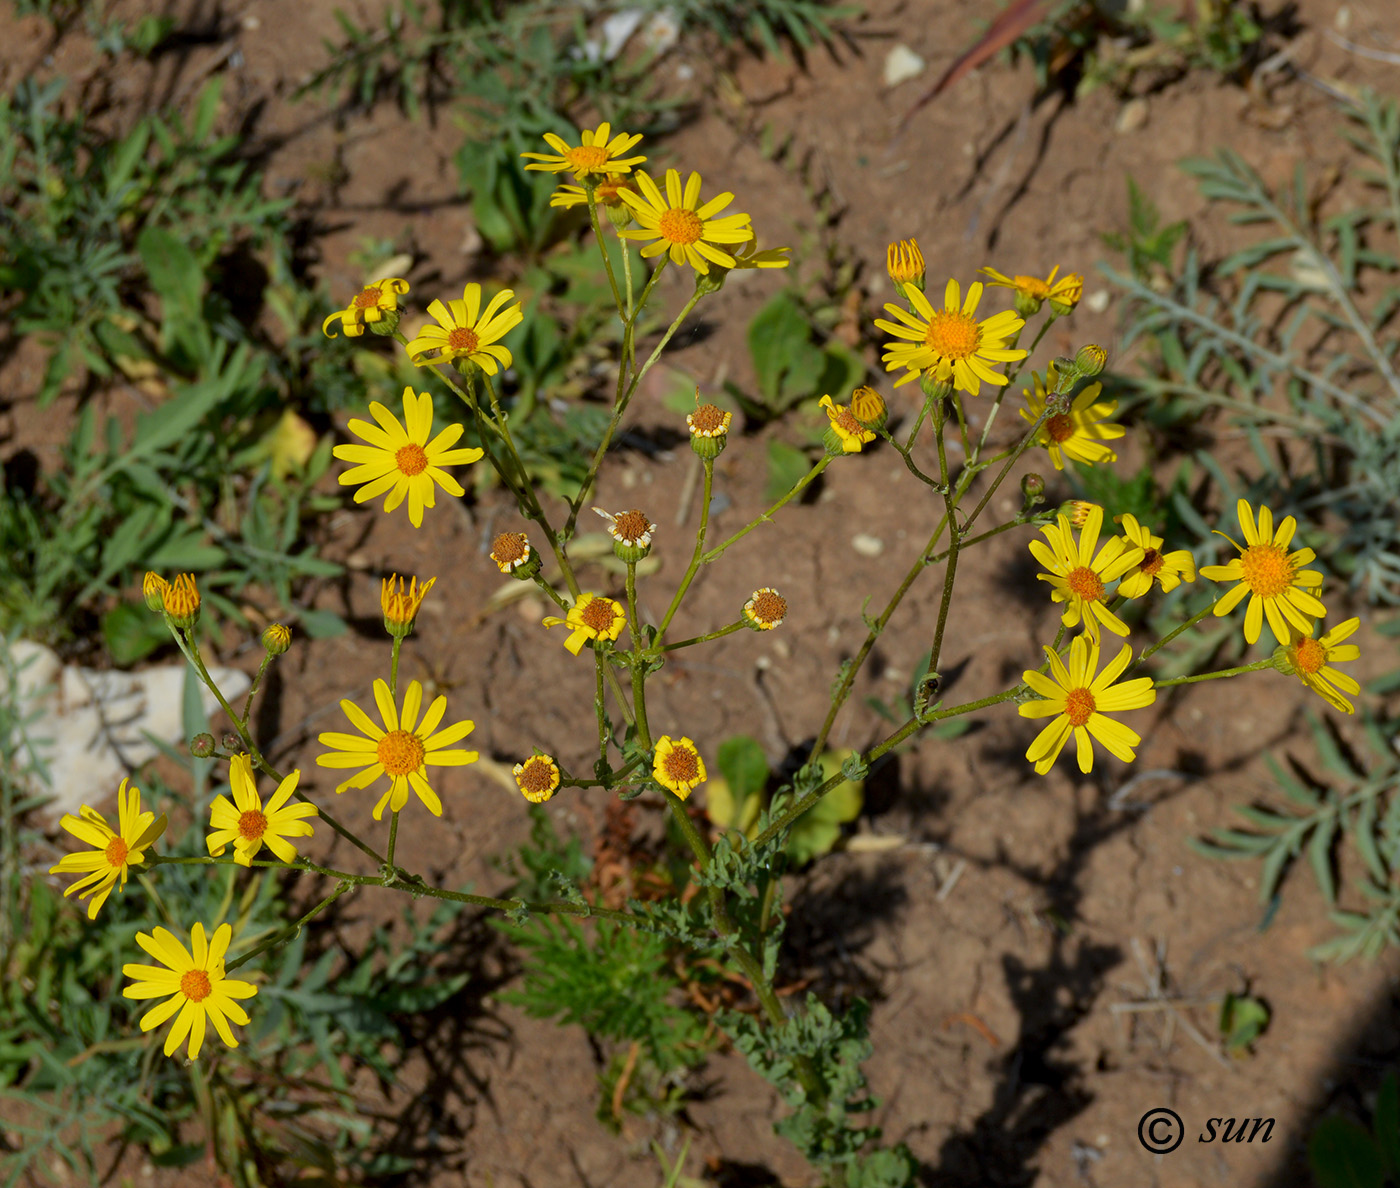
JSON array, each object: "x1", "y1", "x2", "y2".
[
  {"x1": 1154, "y1": 659, "x2": 1272, "y2": 687},
  {"x1": 658, "y1": 458, "x2": 713, "y2": 636},
  {"x1": 240, "y1": 653, "x2": 273, "y2": 729},
  {"x1": 1134, "y1": 599, "x2": 1220, "y2": 670},
  {"x1": 226, "y1": 881, "x2": 353, "y2": 974},
  {"x1": 389, "y1": 636, "x2": 402, "y2": 700},
  {"x1": 386, "y1": 810, "x2": 401, "y2": 868},
  {"x1": 701, "y1": 455, "x2": 831, "y2": 564},
  {"x1": 586, "y1": 185, "x2": 625, "y2": 316},
  {"x1": 661, "y1": 621, "x2": 743, "y2": 651}
]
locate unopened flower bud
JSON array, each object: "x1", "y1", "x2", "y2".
[
  {"x1": 850, "y1": 385, "x2": 887, "y2": 431},
  {"x1": 1075, "y1": 343, "x2": 1107, "y2": 376},
  {"x1": 143, "y1": 571, "x2": 168, "y2": 613},
  {"x1": 919, "y1": 370, "x2": 954, "y2": 402},
  {"x1": 222, "y1": 732, "x2": 242, "y2": 751},
  {"x1": 1020, "y1": 473, "x2": 1046, "y2": 510},
  {"x1": 190, "y1": 733, "x2": 216, "y2": 758},
  {"x1": 887, "y1": 238, "x2": 925, "y2": 299},
  {"x1": 381, "y1": 574, "x2": 436, "y2": 638},
  {"x1": 262, "y1": 623, "x2": 292, "y2": 654},
  {"x1": 161, "y1": 573, "x2": 201, "y2": 631}
]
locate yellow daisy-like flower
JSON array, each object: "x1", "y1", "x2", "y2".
[
  {"x1": 520, "y1": 122, "x2": 646, "y2": 177},
  {"x1": 1200, "y1": 500, "x2": 1327, "y2": 645},
  {"x1": 542, "y1": 593, "x2": 627, "y2": 656},
  {"x1": 653, "y1": 735, "x2": 707, "y2": 800},
  {"x1": 322, "y1": 278, "x2": 410, "y2": 339},
  {"x1": 875, "y1": 279, "x2": 1027, "y2": 395},
  {"x1": 819, "y1": 394, "x2": 876, "y2": 454},
  {"x1": 1029, "y1": 503, "x2": 1144, "y2": 641},
  {"x1": 979, "y1": 265, "x2": 1083, "y2": 315},
  {"x1": 332, "y1": 387, "x2": 484, "y2": 528},
  {"x1": 550, "y1": 175, "x2": 638, "y2": 210},
  {"x1": 206, "y1": 754, "x2": 317, "y2": 867},
  {"x1": 1019, "y1": 369, "x2": 1124, "y2": 471},
  {"x1": 617, "y1": 169, "x2": 753, "y2": 274},
  {"x1": 161, "y1": 572, "x2": 200, "y2": 630},
  {"x1": 514, "y1": 754, "x2": 562, "y2": 804},
  {"x1": 1020, "y1": 636, "x2": 1157, "y2": 774},
  {"x1": 317, "y1": 679, "x2": 479, "y2": 820},
  {"x1": 1279, "y1": 618, "x2": 1361, "y2": 715},
  {"x1": 49, "y1": 779, "x2": 167, "y2": 920},
  {"x1": 404, "y1": 283, "x2": 523, "y2": 374},
  {"x1": 1114, "y1": 515, "x2": 1196, "y2": 599},
  {"x1": 122, "y1": 922, "x2": 256, "y2": 1060}
]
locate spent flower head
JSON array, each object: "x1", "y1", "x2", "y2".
[
  {"x1": 317, "y1": 679, "x2": 479, "y2": 820},
  {"x1": 122, "y1": 922, "x2": 256, "y2": 1060},
  {"x1": 743, "y1": 587, "x2": 787, "y2": 631},
  {"x1": 207, "y1": 754, "x2": 317, "y2": 867},
  {"x1": 1275, "y1": 617, "x2": 1361, "y2": 715},
  {"x1": 323, "y1": 278, "x2": 410, "y2": 339},
  {"x1": 514, "y1": 754, "x2": 562, "y2": 803},
  {"x1": 490, "y1": 531, "x2": 539, "y2": 578},
  {"x1": 542, "y1": 593, "x2": 627, "y2": 656},
  {"x1": 688, "y1": 398, "x2": 732, "y2": 459},
  {"x1": 49, "y1": 779, "x2": 167, "y2": 919},
  {"x1": 520, "y1": 122, "x2": 646, "y2": 177},
  {"x1": 617, "y1": 169, "x2": 753, "y2": 275},
  {"x1": 333, "y1": 387, "x2": 484, "y2": 528},
  {"x1": 876, "y1": 279, "x2": 1026, "y2": 395},
  {"x1": 595, "y1": 507, "x2": 655, "y2": 563},
  {"x1": 405, "y1": 283, "x2": 523, "y2": 374},
  {"x1": 819, "y1": 394, "x2": 876, "y2": 455},
  {"x1": 1029, "y1": 503, "x2": 1143, "y2": 641},
  {"x1": 653, "y1": 735, "x2": 707, "y2": 799}
]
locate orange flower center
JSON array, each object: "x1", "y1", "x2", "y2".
[
  {"x1": 748, "y1": 589, "x2": 787, "y2": 627},
  {"x1": 378, "y1": 729, "x2": 425, "y2": 777},
  {"x1": 1044, "y1": 413, "x2": 1074, "y2": 443},
  {"x1": 832, "y1": 407, "x2": 865, "y2": 436},
  {"x1": 105, "y1": 836, "x2": 130, "y2": 868},
  {"x1": 1064, "y1": 687, "x2": 1096, "y2": 727},
  {"x1": 395, "y1": 443, "x2": 429, "y2": 476},
  {"x1": 1291, "y1": 636, "x2": 1325, "y2": 675},
  {"x1": 658, "y1": 207, "x2": 703, "y2": 245},
  {"x1": 1240, "y1": 543, "x2": 1292, "y2": 598},
  {"x1": 491, "y1": 532, "x2": 529, "y2": 569},
  {"x1": 924, "y1": 310, "x2": 980, "y2": 361},
  {"x1": 1066, "y1": 566, "x2": 1105, "y2": 603},
  {"x1": 181, "y1": 969, "x2": 212, "y2": 1002},
  {"x1": 688, "y1": 403, "x2": 729, "y2": 435},
  {"x1": 1139, "y1": 548, "x2": 1164, "y2": 577},
  {"x1": 238, "y1": 810, "x2": 268, "y2": 842},
  {"x1": 610, "y1": 509, "x2": 652, "y2": 544},
  {"x1": 662, "y1": 746, "x2": 700, "y2": 785},
  {"x1": 567, "y1": 144, "x2": 610, "y2": 172},
  {"x1": 518, "y1": 758, "x2": 558, "y2": 797},
  {"x1": 595, "y1": 177, "x2": 634, "y2": 205},
  {"x1": 353, "y1": 286, "x2": 383, "y2": 309},
  {"x1": 447, "y1": 326, "x2": 481, "y2": 354},
  {"x1": 579, "y1": 598, "x2": 619, "y2": 634}
]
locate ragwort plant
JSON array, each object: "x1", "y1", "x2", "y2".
[{"x1": 36, "y1": 121, "x2": 1369, "y2": 1183}]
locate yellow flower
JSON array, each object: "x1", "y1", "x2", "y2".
[
  {"x1": 653, "y1": 735, "x2": 707, "y2": 799},
  {"x1": 142, "y1": 570, "x2": 168, "y2": 611},
  {"x1": 122, "y1": 922, "x2": 257, "y2": 1060},
  {"x1": 1279, "y1": 617, "x2": 1361, "y2": 714},
  {"x1": 743, "y1": 587, "x2": 787, "y2": 631},
  {"x1": 332, "y1": 387, "x2": 484, "y2": 528},
  {"x1": 49, "y1": 779, "x2": 167, "y2": 920},
  {"x1": 849, "y1": 385, "x2": 887, "y2": 429},
  {"x1": 1029, "y1": 503, "x2": 1144, "y2": 641},
  {"x1": 322, "y1": 278, "x2": 410, "y2": 338},
  {"x1": 514, "y1": 754, "x2": 562, "y2": 803},
  {"x1": 729, "y1": 236, "x2": 792, "y2": 269},
  {"x1": 317, "y1": 679, "x2": 479, "y2": 820},
  {"x1": 549, "y1": 175, "x2": 638, "y2": 209},
  {"x1": 381, "y1": 573, "x2": 436, "y2": 635},
  {"x1": 979, "y1": 265, "x2": 1083, "y2": 315},
  {"x1": 819, "y1": 394, "x2": 876, "y2": 454},
  {"x1": 261, "y1": 623, "x2": 292, "y2": 654},
  {"x1": 1114, "y1": 515, "x2": 1196, "y2": 599},
  {"x1": 404, "y1": 283, "x2": 523, "y2": 374},
  {"x1": 887, "y1": 238, "x2": 925, "y2": 295},
  {"x1": 1200, "y1": 500, "x2": 1326, "y2": 645},
  {"x1": 520, "y1": 122, "x2": 646, "y2": 177},
  {"x1": 1019, "y1": 636, "x2": 1157, "y2": 774},
  {"x1": 542, "y1": 593, "x2": 627, "y2": 656},
  {"x1": 617, "y1": 169, "x2": 753, "y2": 274},
  {"x1": 1019, "y1": 369, "x2": 1123, "y2": 471},
  {"x1": 207, "y1": 754, "x2": 317, "y2": 867},
  {"x1": 162, "y1": 572, "x2": 200, "y2": 630},
  {"x1": 875, "y1": 279, "x2": 1027, "y2": 395}
]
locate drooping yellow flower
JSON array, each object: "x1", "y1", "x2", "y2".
[
  {"x1": 1279, "y1": 617, "x2": 1361, "y2": 714},
  {"x1": 514, "y1": 754, "x2": 562, "y2": 803},
  {"x1": 404, "y1": 283, "x2": 522, "y2": 374},
  {"x1": 520, "y1": 122, "x2": 646, "y2": 177},
  {"x1": 322, "y1": 278, "x2": 410, "y2": 338},
  {"x1": 1019, "y1": 636, "x2": 1156, "y2": 774},
  {"x1": 381, "y1": 573, "x2": 436, "y2": 635},
  {"x1": 1019, "y1": 369, "x2": 1124, "y2": 471},
  {"x1": 979, "y1": 265, "x2": 1083, "y2": 315},
  {"x1": 1200, "y1": 500, "x2": 1326, "y2": 645},
  {"x1": 1114, "y1": 515, "x2": 1196, "y2": 599},
  {"x1": 1029, "y1": 503, "x2": 1144, "y2": 641},
  {"x1": 49, "y1": 780, "x2": 167, "y2": 920},
  {"x1": 819, "y1": 394, "x2": 876, "y2": 454},
  {"x1": 122, "y1": 922, "x2": 257, "y2": 1060},
  {"x1": 206, "y1": 754, "x2": 317, "y2": 867},
  {"x1": 849, "y1": 385, "x2": 887, "y2": 429},
  {"x1": 617, "y1": 169, "x2": 753, "y2": 274},
  {"x1": 729, "y1": 236, "x2": 792, "y2": 269},
  {"x1": 742, "y1": 588, "x2": 787, "y2": 631},
  {"x1": 653, "y1": 735, "x2": 707, "y2": 800},
  {"x1": 875, "y1": 279, "x2": 1027, "y2": 395},
  {"x1": 332, "y1": 387, "x2": 484, "y2": 528},
  {"x1": 542, "y1": 593, "x2": 627, "y2": 656},
  {"x1": 316, "y1": 679, "x2": 479, "y2": 820}
]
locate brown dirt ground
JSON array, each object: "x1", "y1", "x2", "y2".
[{"x1": 7, "y1": 0, "x2": 1400, "y2": 1186}]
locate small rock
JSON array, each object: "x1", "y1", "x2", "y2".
[
  {"x1": 884, "y1": 44, "x2": 926, "y2": 87},
  {"x1": 852, "y1": 533, "x2": 884, "y2": 557},
  {"x1": 1086, "y1": 289, "x2": 1111, "y2": 314},
  {"x1": 1115, "y1": 97, "x2": 1149, "y2": 135}
]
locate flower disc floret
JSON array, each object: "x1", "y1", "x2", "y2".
[
  {"x1": 1028, "y1": 504, "x2": 1143, "y2": 640},
  {"x1": 653, "y1": 735, "x2": 707, "y2": 799},
  {"x1": 323, "y1": 277, "x2": 409, "y2": 338},
  {"x1": 122, "y1": 922, "x2": 257, "y2": 1059},
  {"x1": 617, "y1": 169, "x2": 753, "y2": 274},
  {"x1": 1019, "y1": 636, "x2": 1156, "y2": 774},
  {"x1": 542, "y1": 593, "x2": 627, "y2": 656},
  {"x1": 1280, "y1": 617, "x2": 1361, "y2": 714},
  {"x1": 317, "y1": 679, "x2": 478, "y2": 820},
  {"x1": 405, "y1": 283, "x2": 523, "y2": 374},
  {"x1": 1199, "y1": 500, "x2": 1326, "y2": 645},
  {"x1": 520, "y1": 122, "x2": 646, "y2": 177},
  {"x1": 333, "y1": 387, "x2": 484, "y2": 528},
  {"x1": 876, "y1": 279, "x2": 1027, "y2": 395},
  {"x1": 207, "y1": 753, "x2": 317, "y2": 867},
  {"x1": 49, "y1": 779, "x2": 167, "y2": 919}
]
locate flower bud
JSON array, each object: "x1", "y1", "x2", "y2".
[
  {"x1": 1075, "y1": 343, "x2": 1107, "y2": 376},
  {"x1": 261, "y1": 623, "x2": 292, "y2": 654},
  {"x1": 919, "y1": 369, "x2": 954, "y2": 402},
  {"x1": 162, "y1": 573, "x2": 201, "y2": 631},
  {"x1": 143, "y1": 571, "x2": 168, "y2": 613},
  {"x1": 382, "y1": 574, "x2": 435, "y2": 638},
  {"x1": 1020, "y1": 473, "x2": 1046, "y2": 510},
  {"x1": 222, "y1": 732, "x2": 242, "y2": 751},
  {"x1": 887, "y1": 238, "x2": 925, "y2": 299},
  {"x1": 190, "y1": 733, "x2": 216, "y2": 758},
  {"x1": 850, "y1": 385, "x2": 887, "y2": 431}
]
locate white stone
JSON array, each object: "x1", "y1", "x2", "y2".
[
  {"x1": 7, "y1": 640, "x2": 251, "y2": 819},
  {"x1": 852, "y1": 533, "x2": 885, "y2": 557},
  {"x1": 884, "y1": 44, "x2": 926, "y2": 87}
]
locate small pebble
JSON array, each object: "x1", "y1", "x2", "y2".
[
  {"x1": 884, "y1": 44, "x2": 926, "y2": 87},
  {"x1": 852, "y1": 533, "x2": 884, "y2": 557}
]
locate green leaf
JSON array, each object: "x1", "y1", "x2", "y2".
[
  {"x1": 1218, "y1": 991, "x2": 1269, "y2": 1052},
  {"x1": 101, "y1": 601, "x2": 168, "y2": 667},
  {"x1": 297, "y1": 608, "x2": 347, "y2": 638},
  {"x1": 137, "y1": 226, "x2": 206, "y2": 310},
  {"x1": 765, "y1": 440, "x2": 811, "y2": 503},
  {"x1": 716, "y1": 736, "x2": 769, "y2": 807},
  {"x1": 1309, "y1": 1116, "x2": 1384, "y2": 1188},
  {"x1": 1309, "y1": 815, "x2": 1338, "y2": 904}
]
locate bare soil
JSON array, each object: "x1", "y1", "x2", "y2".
[{"x1": 6, "y1": 1, "x2": 1400, "y2": 1186}]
